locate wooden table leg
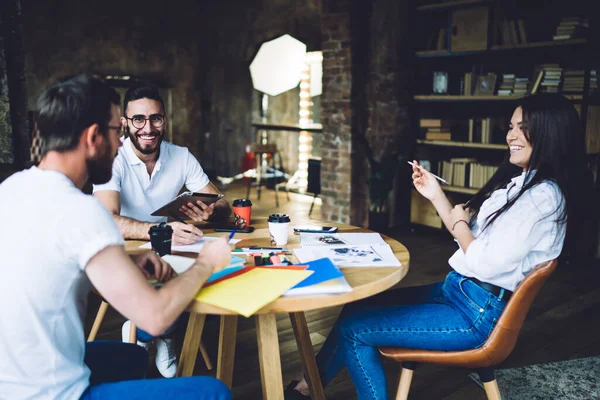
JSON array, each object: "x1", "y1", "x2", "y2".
[
  {"x1": 255, "y1": 314, "x2": 284, "y2": 400},
  {"x1": 289, "y1": 312, "x2": 326, "y2": 400},
  {"x1": 177, "y1": 313, "x2": 206, "y2": 377},
  {"x1": 217, "y1": 315, "x2": 238, "y2": 388}
]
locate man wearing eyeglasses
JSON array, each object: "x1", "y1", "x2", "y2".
[{"x1": 93, "y1": 84, "x2": 231, "y2": 378}]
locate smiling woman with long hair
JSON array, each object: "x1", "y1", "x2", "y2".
[{"x1": 285, "y1": 94, "x2": 592, "y2": 400}]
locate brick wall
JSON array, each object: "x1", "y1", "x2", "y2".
[
  {"x1": 320, "y1": 0, "x2": 353, "y2": 224},
  {"x1": 320, "y1": 0, "x2": 412, "y2": 228},
  {"x1": 0, "y1": 39, "x2": 13, "y2": 164}
]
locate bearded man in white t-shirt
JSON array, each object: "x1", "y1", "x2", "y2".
[
  {"x1": 93, "y1": 85, "x2": 232, "y2": 377},
  {"x1": 93, "y1": 84, "x2": 231, "y2": 245},
  {"x1": 0, "y1": 74, "x2": 231, "y2": 400}
]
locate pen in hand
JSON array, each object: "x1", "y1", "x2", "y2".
[
  {"x1": 228, "y1": 230, "x2": 237, "y2": 243},
  {"x1": 408, "y1": 161, "x2": 449, "y2": 185},
  {"x1": 168, "y1": 212, "x2": 199, "y2": 235}
]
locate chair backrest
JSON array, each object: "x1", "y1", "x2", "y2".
[
  {"x1": 250, "y1": 143, "x2": 278, "y2": 154},
  {"x1": 307, "y1": 158, "x2": 321, "y2": 195},
  {"x1": 478, "y1": 259, "x2": 557, "y2": 365}
]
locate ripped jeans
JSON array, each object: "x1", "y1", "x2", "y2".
[{"x1": 315, "y1": 271, "x2": 508, "y2": 400}]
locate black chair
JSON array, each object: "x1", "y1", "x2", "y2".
[{"x1": 307, "y1": 157, "x2": 321, "y2": 216}]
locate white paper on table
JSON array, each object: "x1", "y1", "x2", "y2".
[
  {"x1": 139, "y1": 237, "x2": 241, "y2": 253},
  {"x1": 161, "y1": 254, "x2": 195, "y2": 274},
  {"x1": 299, "y1": 232, "x2": 388, "y2": 247},
  {"x1": 293, "y1": 244, "x2": 401, "y2": 267}
]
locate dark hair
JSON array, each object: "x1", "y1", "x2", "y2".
[
  {"x1": 36, "y1": 74, "x2": 120, "y2": 156},
  {"x1": 468, "y1": 94, "x2": 590, "y2": 249},
  {"x1": 123, "y1": 84, "x2": 165, "y2": 116}
]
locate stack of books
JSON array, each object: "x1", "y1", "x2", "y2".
[
  {"x1": 513, "y1": 77, "x2": 530, "y2": 96},
  {"x1": 553, "y1": 17, "x2": 589, "y2": 41},
  {"x1": 562, "y1": 69, "x2": 585, "y2": 93},
  {"x1": 420, "y1": 119, "x2": 452, "y2": 140},
  {"x1": 497, "y1": 74, "x2": 515, "y2": 96},
  {"x1": 539, "y1": 64, "x2": 563, "y2": 93}
]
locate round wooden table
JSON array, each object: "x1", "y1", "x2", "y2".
[{"x1": 126, "y1": 219, "x2": 410, "y2": 400}]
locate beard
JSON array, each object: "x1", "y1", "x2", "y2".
[
  {"x1": 128, "y1": 130, "x2": 163, "y2": 155},
  {"x1": 87, "y1": 145, "x2": 115, "y2": 185}
]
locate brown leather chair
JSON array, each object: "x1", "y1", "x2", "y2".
[{"x1": 380, "y1": 259, "x2": 558, "y2": 400}]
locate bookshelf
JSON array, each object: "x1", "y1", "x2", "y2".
[
  {"x1": 415, "y1": 94, "x2": 583, "y2": 101},
  {"x1": 443, "y1": 186, "x2": 478, "y2": 195},
  {"x1": 416, "y1": 139, "x2": 507, "y2": 150},
  {"x1": 416, "y1": 38, "x2": 588, "y2": 57},
  {"x1": 409, "y1": 0, "x2": 599, "y2": 229}
]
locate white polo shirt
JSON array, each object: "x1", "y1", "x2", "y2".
[
  {"x1": 449, "y1": 172, "x2": 566, "y2": 291},
  {"x1": 93, "y1": 138, "x2": 210, "y2": 223},
  {"x1": 0, "y1": 167, "x2": 124, "y2": 399}
]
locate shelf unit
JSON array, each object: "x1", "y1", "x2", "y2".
[
  {"x1": 416, "y1": 38, "x2": 588, "y2": 57},
  {"x1": 416, "y1": 139, "x2": 506, "y2": 150},
  {"x1": 443, "y1": 185, "x2": 478, "y2": 194},
  {"x1": 414, "y1": 94, "x2": 583, "y2": 101},
  {"x1": 409, "y1": 0, "x2": 599, "y2": 229}
]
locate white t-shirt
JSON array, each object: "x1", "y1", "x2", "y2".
[
  {"x1": 0, "y1": 167, "x2": 124, "y2": 399},
  {"x1": 92, "y1": 138, "x2": 211, "y2": 223},
  {"x1": 450, "y1": 172, "x2": 566, "y2": 291}
]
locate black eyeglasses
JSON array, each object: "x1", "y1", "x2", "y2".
[
  {"x1": 125, "y1": 114, "x2": 165, "y2": 129},
  {"x1": 107, "y1": 125, "x2": 124, "y2": 137}
]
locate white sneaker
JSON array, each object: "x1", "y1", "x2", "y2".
[
  {"x1": 121, "y1": 320, "x2": 149, "y2": 351},
  {"x1": 155, "y1": 336, "x2": 178, "y2": 378}
]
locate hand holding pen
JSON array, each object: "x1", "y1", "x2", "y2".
[
  {"x1": 167, "y1": 212, "x2": 204, "y2": 245},
  {"x1": 408, "y1": 161, "x2": 448, "y2": 184},
  {"x1": 410, "y1": 160, "x2": 446, "y2": 201}
]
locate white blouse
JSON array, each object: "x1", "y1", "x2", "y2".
[{"x1": 449, "y1": 172, "x2": 566, "y2": 291}]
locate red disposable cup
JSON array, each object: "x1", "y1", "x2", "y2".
[{"x1": 233, "y1": 199, "x2": 252, "y2": 229}]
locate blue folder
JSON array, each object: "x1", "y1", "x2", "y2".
[{"x1": 290, "y1": 257, "x2": 345, "y2": 289}]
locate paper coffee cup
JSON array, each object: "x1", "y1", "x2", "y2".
[
  {"x1": 232, "y1": 198, "x2": 252, "y2": 229},
  {"x1": 268, "y1": 213, "x2": 291, "y2": 245},
  {"x1": 149, "y1": 222, "x2": 173, "y2": 256}
]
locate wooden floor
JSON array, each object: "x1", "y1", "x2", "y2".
[{"x1": 85, "y1": 181, "x2": 600, "y2": 399}]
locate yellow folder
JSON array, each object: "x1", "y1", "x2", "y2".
[{"x1": 195, "y1": 268, "x2": 313, "y2": 317}]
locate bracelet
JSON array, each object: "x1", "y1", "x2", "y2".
[{"x1": 452, "y1": 219, "x2": 468, "y2": 232}]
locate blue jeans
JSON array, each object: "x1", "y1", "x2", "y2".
[
  {"x1": 81, "y1": 341, "x2": 230, "y2": 400},
  {"x1": 315, "y1": 271, "x2": 508, "y2": 400},
  {"x1": 136, "y1": 313, "x2": 186, "y2": 342}
]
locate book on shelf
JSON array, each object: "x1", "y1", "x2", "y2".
[
  {"x1": 531, "y1": 70, "x2": 544, "y2": 94},
  {"x1": 463, "y1": 72, "x2": 473, "y2": 96},
  {"x1": 439, "y1": 159, "x2": 499, "y2": 189},
  {"x1": 494, "y1": 18, "x2": 527, "y2": 46},
  {"x1": 426, "y1": 131, "x2": 451, "y2": 140},
  {"x1": 436, "y1": 27, "x2": 447, "y2": 50},
  {"x1": 553, "y1": 17, "x2": 589, "y2": 41},
  {"x1": 419, "y1": 119, "x2": 453, "y2": 128}
]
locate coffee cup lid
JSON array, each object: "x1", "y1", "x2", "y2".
[
  {"x1": 233, "y1": 198, "x2": 252, "y2": 207},
  {"x1": 148, "y1": 222, "x2": 173, "y2": 234},
  {"x1": 268, "y1": 213, "x2": 290, "y2": 223}
]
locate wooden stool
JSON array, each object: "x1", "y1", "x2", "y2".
[
  {"x1": 379, "y1": 260, "x2": 558, "y2": 400},
  {"x1": 246, "y1": 143, "x2": 285, "y2": 206},
  {"x1": 87, "y1": 299, "x2": 213, "y2": 370}
]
